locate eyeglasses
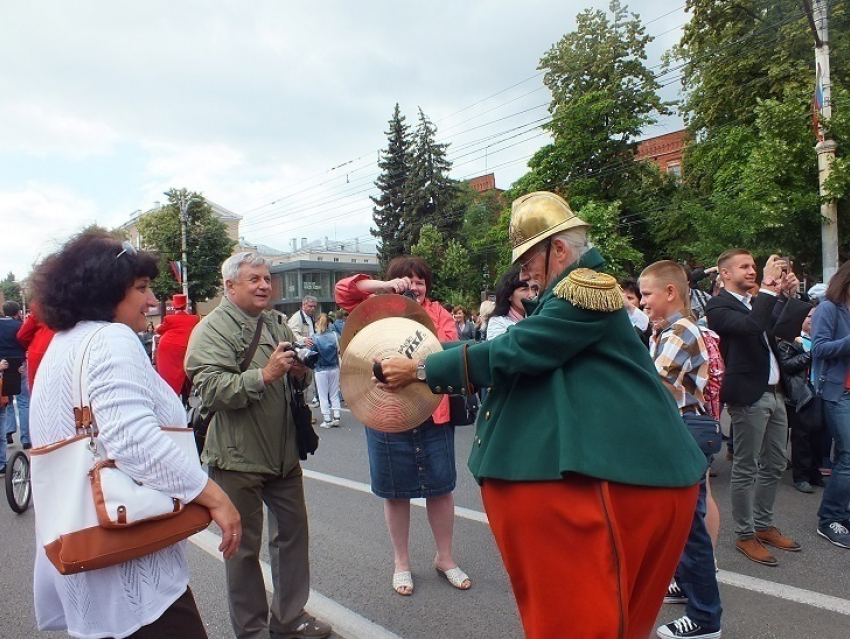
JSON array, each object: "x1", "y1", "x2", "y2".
[
  {"x1": 116, "y1": 241, "x2": 137, "y2": 259},
  {"x1": 518, "y1": 242, "x2": 548, "y2": 271}
]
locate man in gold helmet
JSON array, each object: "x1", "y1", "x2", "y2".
[{"x1": 378, "y1": 191, "x2": 706, "y2": 639}]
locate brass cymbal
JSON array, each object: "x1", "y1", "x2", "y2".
[
  {"x1": 340, "y1": 293, "x2": 436, "y2": 356},
  {"x1": 341, "y1": 317, "x2": 443, "y2": 433}
]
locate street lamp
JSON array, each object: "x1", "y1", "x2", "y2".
[{"x1": 166, "y1": 190, "x2": 200, "y2": 311}]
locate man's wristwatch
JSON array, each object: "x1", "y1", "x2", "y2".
[{"x1": 415, "y1": 361, "x2": 427, "y2": 383}]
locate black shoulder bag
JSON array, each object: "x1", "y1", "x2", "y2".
[
  {"x1": 288, "y1": 375, "x2": 319, "y2": 460},
  {"x1": 189, "y1": 318, "x2": 264, "y2": 455}
]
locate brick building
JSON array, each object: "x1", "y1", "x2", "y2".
[{"x1": 635, "y1": 129, "x2": 687, "y2": 177}]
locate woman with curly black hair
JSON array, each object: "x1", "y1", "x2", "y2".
[
  {"x1": 28, "y1": 229, "x2": 240, "y2": 639},
  {"x1": 486, "y1": 268, "x2": 533, "y2": 341}
]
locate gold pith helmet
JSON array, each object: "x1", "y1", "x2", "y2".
[{"x1": 509, "y1": 191, "x2": 589, "y2": 264}]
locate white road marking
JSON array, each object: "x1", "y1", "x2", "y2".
[
  {"x1": 302, "y1": 469, "x2": 489, "y2": 523},
  {"x1": 304, "y1": 469, "x2": 850, "y2": 617},
  {"x1": 190, "y1": 530, "x2": 401, "y2": 639},
  {"x1": 716, "y1": 569, "x2": 850, "y2": 616}
]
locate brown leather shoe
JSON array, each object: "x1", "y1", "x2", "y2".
[
  {"x1": 756, "y1": 527, "x2": 802, "y2": 552},
  {"x1": 736, "y1": 537, "x2": 778, "y2": 566}
]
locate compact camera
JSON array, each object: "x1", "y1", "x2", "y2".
[{"x1": 284, "y1": 342, "x2": 319, "y2": 369}]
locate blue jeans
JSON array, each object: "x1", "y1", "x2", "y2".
[
  {"x1": 818, "y1": 392, "x2": 850, "y2": 527},
  {"x1": 3, "y1": 368, "x2": 30, "y2": 445},
  {"x1": 675, "y1": 474, "x2": 722, "y2": 629}
]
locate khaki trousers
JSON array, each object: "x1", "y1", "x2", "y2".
[{"x1": 210, "y1": 465, "x2": 310, "y2": 639}]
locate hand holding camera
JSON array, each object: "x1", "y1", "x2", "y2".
[{"x1": 262, "y1": 341, "x2": 317, "y2": 384}]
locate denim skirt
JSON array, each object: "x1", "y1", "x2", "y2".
[{"x1": 365, "y1": 419, "x2": 457, "y2": 499}]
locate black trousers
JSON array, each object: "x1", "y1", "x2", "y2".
[
  {"x1": 126, "y1": 587, "x2": 207, "y2": 639},
  {"x1": 788, "y1": 404, "x2": 824, "y2": 484}
]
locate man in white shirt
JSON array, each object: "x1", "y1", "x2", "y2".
[
  {"x1": 706, "y1": 249, "x2": 809, "y2": 567},
  {"x1": 288, "y1": 296, "x2": 317, "y2": 404}
]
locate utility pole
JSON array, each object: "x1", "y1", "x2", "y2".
[
  {"x1": 806, "y1": 0, "x2": 839, "y2": 282},
  {"x1": 168, "y1": 190, "x2": 198, "y2": 312}
]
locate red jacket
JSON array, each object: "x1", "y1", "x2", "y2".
[
  {"x1": 155, "y1": 311, "x2": 200, "y2": 395},
  {"x1": 335, "y1": 273, "x2": 457, "y2": 424},
  {"x1": 17, "y1": 310, "x2": 56, "y2": 390}
]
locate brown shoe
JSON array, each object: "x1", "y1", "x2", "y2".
[
  {"x1": 736, "y1": 537, "x2": 778, "y2": 566},
  {"x1": 756, "y1": 527, "x2": 802, "y2": 552}
]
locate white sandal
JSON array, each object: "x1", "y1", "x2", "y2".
[
  {"x1": 435, "y1": 565, "x2": 471, "y2": 590},
  {"x1": 392, "y1": 570, "x2": 414, "y2": 596}
]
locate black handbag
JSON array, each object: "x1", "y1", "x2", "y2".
[
  {"x1": 289, "y1": 382, "x2": 319, "y2": 460},
  {"x1": 449, "y1": 393, "x2": 479, "y2": 426},
  {"x1": 682, "y1": 412, "x2": 722, "y2": 456}
]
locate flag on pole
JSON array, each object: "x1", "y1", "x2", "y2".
[
  {"x1": 169, "y1": 260, "x2": 183, "y2": 283},
  {"x1": 813, "y1": 63, "x2": 824, "y2": 141}
]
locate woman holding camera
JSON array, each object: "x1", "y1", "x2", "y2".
[{"x1": 335, "y1": 257, "x2": 469, "y2": 596}]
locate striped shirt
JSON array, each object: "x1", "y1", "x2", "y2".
[{"x1": 649, "y1": 311, "x2": 709, "y2": 412}]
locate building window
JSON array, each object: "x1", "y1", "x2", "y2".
[
  {"x1": 667, "y1": 162, "x2": 682, "y2": 179},
  {"x1": 351, "y1": 259, "x2": 356, "y2": 263},
  {"x1": 364, "y1": 259, "x2": 369, "y2": 263},
  {"x1": 333, "y1": 258, "x2": 339, "y2": 262},
  {"x1": 301, "y1": 271, "x2": 331, "y2": 298},
  {"x1": 316, "y1": 257, "x2": 323, "y2": 261}
]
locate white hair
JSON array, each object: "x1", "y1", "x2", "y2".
[
  {"x1": 221, "y1": 252, "x2": 271, "y2": 291},
  {"x1": 552, "y1": 229, "x2": 589, "y2": 263}
]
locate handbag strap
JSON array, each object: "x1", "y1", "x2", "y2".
[{"x1": 72, "y1": 324, "x2": 111, "y2": 434}]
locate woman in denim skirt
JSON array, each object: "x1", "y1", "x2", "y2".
[{"x1": 335, "y1": 256, "x2": 470, "y2": 596}]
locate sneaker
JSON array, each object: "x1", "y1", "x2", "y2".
[
  {"x1": 657, "y1": 615, "x2": 721, "y2": 638},
  {"x1": 817, "y1": 522, "x2": 850, "y2": 549},
  {"x1": 332, "y1": 417, "x2": 340, "y2": 427},
  {"x1": 794, "y1": 481, "x2": 814, "y2": 493},
  {"x1": 5, "y1": 434, "x2": 12, "y2": 445},
  {"x1": 664, "y1": 579, "x2": 688, "y2": 604},
  {"x1": 320, "y1": 421, "x2": 333, "y2": 429},
  {"x1": 309, "y1": 399, "x2": 320, "y2": 407},
  {"x1": 22, "y1": 443, "x2": 31, "y2": 450},
  {"x1": 275, "y1": 613, "x2": 332, "y2": 639}
]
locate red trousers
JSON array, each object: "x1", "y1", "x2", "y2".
[{"x1": 481, "y1": 476, "x2": 697, "y2": 639}]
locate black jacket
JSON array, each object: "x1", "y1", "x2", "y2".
[
  {"x1": 776, "y1": 338, "x2": 815, "y2": 410},
  {"x1": 705, "y1": 290, "x2": 809, "y2": 406}
]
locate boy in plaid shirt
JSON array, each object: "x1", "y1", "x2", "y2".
[{"x1": 641, "y1": 260, "x2": 722, "y2": 639}]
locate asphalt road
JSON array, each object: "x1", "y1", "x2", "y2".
[{"x1": 2, "y1": 405, "x2": 850, "y2": 638}]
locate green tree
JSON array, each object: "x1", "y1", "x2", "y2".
[
  {"x1": 0, "y1": 272, "x2": 22, "y2": 305},
  {"x1": 403, "y1": 108, "x2": 460, "y2": 251},
  {"x1": 456, "y1": 184, "x2": 507, "y2": 294},
  {"x1": 667, "y1": 0, "x2": 850, "y2": 273},
  {"x1": 580, "y1": 201, "x2": 644, "y2": 278},
  {"x1": 508, "y1": 1, "x2": 670, "y2": 264},
  {"x1": 136, "y1": 190, "x2": 234, "y2": 306},
  {"x1": 371, "y1": 104, "x2": 412, "y2": 270}
]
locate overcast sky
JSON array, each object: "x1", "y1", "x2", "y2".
[{"x1": 0, "y1": 1, "x2": 689, "y2": 280}]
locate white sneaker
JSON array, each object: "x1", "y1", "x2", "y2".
[
  {"x1": 332, "y1": 416, "x2": 340, "y2": 426},
  {"x1": 310, "y1": 399, "x2": 320, "y2": 407},
  {"x1": 320, "y1": 421, "x2": 333, "y2": 429}
]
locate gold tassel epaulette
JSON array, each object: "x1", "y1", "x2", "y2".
[{"x1": 553, "y1": 268, "x2": 624, "y2": 312}]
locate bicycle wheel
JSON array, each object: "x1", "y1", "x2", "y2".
[{"x1": 5, "y1": 450, "x2": 31, "y2": 514}]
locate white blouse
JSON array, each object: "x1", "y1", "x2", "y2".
[{"x1": 30, "y1": 321, "x2": 208, "y2": 638}]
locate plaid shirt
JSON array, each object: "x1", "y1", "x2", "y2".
[{"x1": 649, "y1": 311, "x2": 709, "y2": 412}]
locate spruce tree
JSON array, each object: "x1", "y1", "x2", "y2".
[
  {"x1": 371, "y1": 104, "x2": 412, "y2": 270},
  {"x1": 403, "y1": 108, "x2": 460, "y2": 252}
]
